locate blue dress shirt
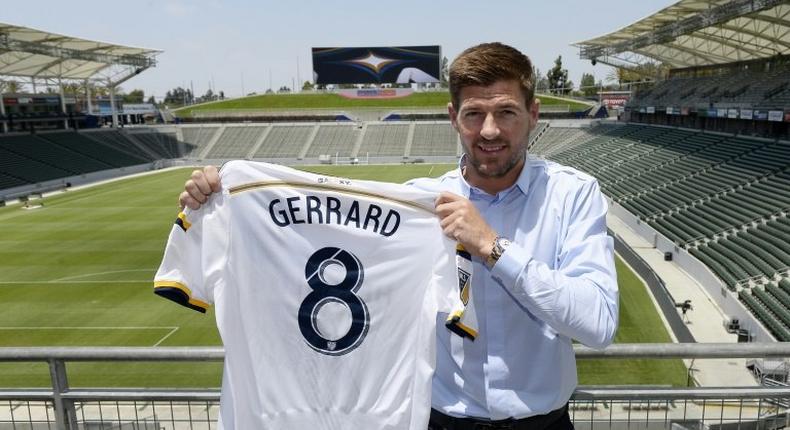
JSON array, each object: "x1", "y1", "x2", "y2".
[{"x1": 407, "y1": 155, "x2": 619, "y2": 420}]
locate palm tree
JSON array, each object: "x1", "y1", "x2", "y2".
[
  {"x1": 0, "y1": 80, "x2": 23, "y2": 94},
  {"x1": 605, "y1": 62, "x2": 670, "y2": 86}
]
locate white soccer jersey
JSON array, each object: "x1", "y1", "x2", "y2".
[{"x1": 154, "y1": 161, "x2": 476, "y2": 430}]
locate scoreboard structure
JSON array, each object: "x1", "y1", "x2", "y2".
[{"x1": 312, "y1": 46, "x2": 441, "y2": 85}]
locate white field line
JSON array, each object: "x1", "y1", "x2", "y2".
[
  {"x1": 0, "y1": 280, "x2": 149, "y2": 284},
  {"x1": 0, "y1": 326, "x2": 187, "y2": 348},
  {"x1": 52, "y1": 269, "x2": 154, "y2": 282},
  {"x1": 428, "y1": 165, "x2": 435, "y2": 176},
  {"x1": 1, "y1": 326, "x2": 183, "y2": 347},
  {"x1": 0, "y1": 326, "x2": 178, "y2": 330},
  {"x1": 152, "y1": 327, "x2": 180, "y2": 347}
]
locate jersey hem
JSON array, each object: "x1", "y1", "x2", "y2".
[
  {"x1": 154, "y1": 280, "x2": 209, "y2": 313},
  {"x1": 445, "y1": 310, "x2": 477, "y2": 340}
]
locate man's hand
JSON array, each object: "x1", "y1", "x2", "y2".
[
  {"x1": 179, "y1": 165, "x2": 221, "y2": 210},
  {"x1": 435, "y1": 192, "x2": 498, "y2": 258}
]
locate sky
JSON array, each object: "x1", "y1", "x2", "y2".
[{"x1": 3, "y1": 0, "x2": 676, "y2": 101}]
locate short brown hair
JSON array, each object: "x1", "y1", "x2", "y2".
[{"x1": 449, "y1": 42, "x2": 535, "y2": 110}]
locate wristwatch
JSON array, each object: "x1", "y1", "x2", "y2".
[{"x1": 485, "y1": 236, "x2": 511, "y2": 269}]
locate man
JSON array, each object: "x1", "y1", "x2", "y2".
[{"x1": 180, "y1": 42, "x2": 618, "y2": 430}]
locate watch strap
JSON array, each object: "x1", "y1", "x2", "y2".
[{"x1": 486, "y1": 236, "x2": 511, "y2": 269}]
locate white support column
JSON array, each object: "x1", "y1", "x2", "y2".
[
  {"x1": 109, "y1": 85, "x2": 119, "y2": 128},
  {"x1": 0, "y1": 86, "x2": 7, "y2": 133},
  {"x1": 85, "y1": 80, "x2": 93, "y2": 115},
  {"x1": 58, "y1": 77, "x2": 68, "y2": 130}
]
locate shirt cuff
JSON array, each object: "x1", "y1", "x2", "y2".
[
  {"x1": 489, "y1": 243, "x2": 561, "y2": 339},
  {"x1": 490, "y1": 241, "x2": 531, "y2": 287}
]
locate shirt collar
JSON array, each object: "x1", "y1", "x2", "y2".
[{"x1": 457, "y1": 154, "x2": 532, "y2": 199}]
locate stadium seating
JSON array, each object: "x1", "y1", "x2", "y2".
[
  {"x1": 0, "y1": 130, "x2": 162, "y2": 189},
  {"x1": 410, "y1": 123, "x2": 458, "y2": 156},
  {"x1": 0, "y1": 144, "x2": 72, "y2": 185},
  {"x1": 628, "y1": 62, "x2": 790, "y2": 110},
  {"x1": 205, "y1": 126, "x2": 267, "y2": 159},
  {"x1": 0, "y1": 134, "x2": 112, "y2": 174},
  {"x1": 207, "y1": 123, "x2": 463, "y2": 160},
  {"x1": 126, "y1": 130, "x2": 186, "y2": 158},
  {"x1": 739, "y1": 289, "x2": 790, "y2": 341},
  {"x1": 357, "y1": 124, "x2": 409, "y2": 157},
  {"x1": 37, "y1": 132, "x2": 149, "y2": 167},
  {"x1": 0, "y1": 171, "x2": 26, "y2": 190},
  {"x1": 528, "y1": 121, "x2": 549, "y2": 146},
  {"x1": 253, "y1": 125, "x2": 314, "y2": 159},
  {"x1": 84, "y1": 130, "x2": 157, "y2": 161},
  {"x1": 532, "y1": 122, "x2": 790, "y2": 339},
  {"x1": 304, "y1": 125, "x2": 359, "y2": 158},
  {"x1": 181, "y1": 126, "x2": 221, "y2": 157}
]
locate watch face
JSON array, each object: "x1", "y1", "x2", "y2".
[
  {"x1": 496, "y1": 238, "x2": 511, "y2": 251},
  {"x1": 487, "y1": 237, "x2": 510, "y2": 269}
]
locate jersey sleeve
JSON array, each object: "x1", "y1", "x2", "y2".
[{"x1": 153, "y1": 192, "x2": 228, "y2": 313}]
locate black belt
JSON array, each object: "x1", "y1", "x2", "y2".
[{"x1": 429, "y1": 404, "x2": 570, "y2": 430}]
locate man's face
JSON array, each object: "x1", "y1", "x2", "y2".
[{"x1": 449, "y1": 80, "x2": 538, "y2": 183}]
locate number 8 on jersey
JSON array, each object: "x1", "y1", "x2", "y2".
[{"x1": 298, "y1": 247, "x2": 370, "y2": 356}]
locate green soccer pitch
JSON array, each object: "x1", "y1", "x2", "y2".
[
  {"x1": 173, "y1": 92, "x2": 591, "y2": 117},
  {"x1": 0, "y1": 165, "x2": 687, "y2": 388}
]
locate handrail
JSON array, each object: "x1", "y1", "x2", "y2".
[
  {"x1": 1, "y1": 342, "x2": 789, "y2": 361},
  {"x1": 573, "y1": 387, "x2": 790, "y2": 400},
  {"x1": 2, "y1": 343, "x2": 790, "y2": 430},
  {"x1": 6, "y1": 387, "x2": 790, "y2": 402}
]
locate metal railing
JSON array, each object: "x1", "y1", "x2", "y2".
[{"x1": 2, "y1": 343, "x2": 790, "y2": 429}]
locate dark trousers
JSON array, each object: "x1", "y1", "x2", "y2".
[{"x1": 428, "y1": 404, "x2": 573, "y2": 430}]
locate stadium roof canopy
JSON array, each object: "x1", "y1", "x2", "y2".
[
  {"x1": 574, "y1": 0, "x2": 790, "y2": 69},
  {"x1": 0, "y1": 22, "x2": 161, "y2": 83}
]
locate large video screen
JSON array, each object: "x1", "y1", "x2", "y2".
[{"x1": 312, "y1": 46, "x2": 441, "y2": 85}]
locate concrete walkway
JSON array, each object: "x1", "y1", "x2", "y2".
[{"x1": 607, "y1": 213, "x2": 759, "y2": 387}]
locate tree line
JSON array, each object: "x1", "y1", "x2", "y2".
[{"x1": 1, "y1": 54, "x2": 668, "y2": 106}]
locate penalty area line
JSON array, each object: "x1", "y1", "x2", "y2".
[{"x1": 152, "y1": 327, "x2": 180, "y2": 347}]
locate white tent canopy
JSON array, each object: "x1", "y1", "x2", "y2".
[
  {"x1": 574, "y1": 0, "x2": 790, "y2": 69},
  {"x1": 0, "y1": 22, "x2": 162, "y2": 130},
  {"x1": 0, "y1": 22, "x2": 161, "y2": 81}
]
